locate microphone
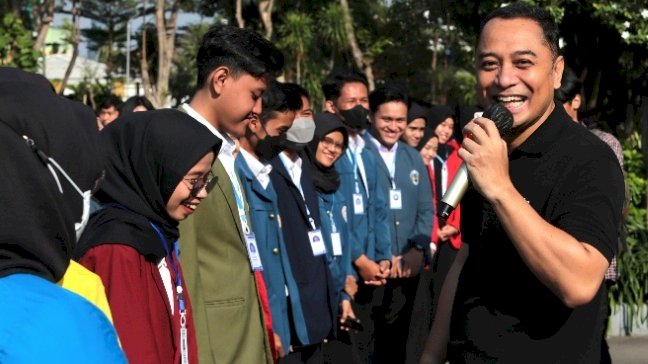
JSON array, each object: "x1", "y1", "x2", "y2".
[{"x1": 437, "y1": 103, "x2": 513, "y2": 220}]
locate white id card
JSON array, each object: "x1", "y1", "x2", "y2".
[
  {"x1": 245, "y1": 233, "x2": 263, "y2": 271},
  {"x1": 353, "y1": 193, "x2": 364, "y2": 215},
  {"x1": 180, "y1": 326, "x2": 189, "y2": 364},
  {"x1": 331, "y1": 232, "x2": 343, "y2": 256},
  {"x1": 308, "y1": 229, "x2": 327, "y2": 256},
  {"x1": 389, "y1": 189, "x2": 402, "y2": 210}
]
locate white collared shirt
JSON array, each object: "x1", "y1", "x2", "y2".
[
  {"x1": 346, "y1": 134, "x2": 369, "y2": 197},
  {"x1": 279, "y1": 151, "x2": 303, "y2": 193},
  {"x1": 369, "y1": 134, "x2": 399, "y2": 179},
  {"x1": 240, "y1": 148, "x2": 273, "y2": 190}
]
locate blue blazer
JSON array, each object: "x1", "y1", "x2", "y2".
[
  {"x1": 317, "y1": 189, "x2": 353, "y2": 304},
  {"x1": 335, "y1": 146, "x2": 392, "y2": 270},
  {"x1": 269, "y1": 155, "x2": 336, "y2": 346},
  {"x1": 234, "y1": 155, "x2": 307, "y2": 351},
  {"x1": 363, "y1": 135, "x2": 434, "y2": 255}
]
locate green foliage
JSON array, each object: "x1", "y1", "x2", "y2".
[
  {"x1": 609, "y1": 131, "x2": 648, "y2": 334},
  {"x1": 169, "y1": 22, "x2": 211, "y2": 106},
  {"x1": 592, "y1": 1, "x2": 648, "y2": 47},
  {"x1": 0, "y1": 13, "x2": 40, "y2": 71}
]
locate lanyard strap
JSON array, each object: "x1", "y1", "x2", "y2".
[
  {"x1": 231, "y1": 178, "x2": 251, "y2": 235},
  {"x1": 292, "y1": 178, "x2": 317, "y2": 230},
  {"x1": 327, "y1": 194, "x2": 338, "y2": 233},
  {"x1": 150, "y1": 222, "x2": 186, "y2": 314},
  {"x1": 388, "y1": 152, "x2": 397, "y2": 189},
  {"x1": 346, "y1": 148, "x2": 362, "y2": 195}
]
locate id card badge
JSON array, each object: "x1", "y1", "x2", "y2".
[
  {"x1": 245, "y1": 233, "x2": 263, "y2": 271},
  {"x1": 308, "y1": 229, "x2": 327, "y2": 256},
  {"x1": 331, "y1": 232, "x2": 343, "y2": 256},
  {"x1": 389, "y1": 189, "x2": 403, "y2": 210},
  {"x1": 353, "y1": 193, "x2": 364, "y2": 215}
]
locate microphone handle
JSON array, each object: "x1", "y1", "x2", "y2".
[{"x1": 438, "y1": 163, "x2": 469, "y2": 219}]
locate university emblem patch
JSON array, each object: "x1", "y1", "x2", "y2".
[{"x1": 410, "y1": 169, "x2": 420, "y2": 186}]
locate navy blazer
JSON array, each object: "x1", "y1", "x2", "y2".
[
  {"x1": 235, "y1": 154, "x2": 308, "y2": 350},
  {"x1": 363, "y1": 135, "x2": 434, "y2": 255},
  {"x1": 269, "y1": 154, "x2": 336, "y2": 346}
]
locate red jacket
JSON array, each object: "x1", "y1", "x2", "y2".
[
  {"x1": 80, "y1": 244, "x2": 198, "y2": 364},
  {"x1": 428, "y1": 148, "x2": 462, "y2": 250}
]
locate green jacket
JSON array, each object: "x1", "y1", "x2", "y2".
[{"x1": 179, "y1": 155, "x2": 273, "y2": 363}]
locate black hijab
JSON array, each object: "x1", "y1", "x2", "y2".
[
  {"x1": 300, "y1": 112, "x2": 348, "y2": 194},
  {"x1": 76, "y1": 109, "x2": 221, "y2": 260},
  {"x1": 0, "y1": 78, "x2": 103, "y2": 282}
]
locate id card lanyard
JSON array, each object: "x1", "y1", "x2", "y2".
[
  {"x1": 295, "y1": 181, "x2": 327, "y2": 256},
  {"x1": 388, "y1": 153, "x2": 402, "y2": 210},
  {"x1": 150, "y1": 222, "x2": 190, "y2": 364},
  {"x1": 232, "y1": 179, "x2": 263, "y2": 271},
  {"x1": 327, "y1": 194, "x2": 343, "y2": 256},
  {"x1": 346, "y1": 147, "x2": 367, "y2": 215}
]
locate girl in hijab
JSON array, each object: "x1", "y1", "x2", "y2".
[
  {"x1": 300, "y1": 112, "x2": 358, "y2": 329},
  {"x1": 76, "y1": 109, "x2": 222, "y2": 364},
  {"x1": 416, "y1": 106, "x2": 462, "y2": 341},
  {"x1": 0, "y1": 79, "x2": 125, "y2": 362}
]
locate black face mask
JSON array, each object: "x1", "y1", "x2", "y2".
[
  {"x1": 339, "y1": 105, "x2": 370, "y2": 130},
  {"x1": 255, "y1": 133, "x2": 286, "y2": 161}
]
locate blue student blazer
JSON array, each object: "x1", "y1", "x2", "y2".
[
  {"x1": 234, "y1": 155, "x2": 308, "y2": 351},
  {"x1": 334, "y1": 147, "x2": 392, "y2": 273},
  {"x1": 362, "y1": 136, "x2": 434, "y2": 255}
]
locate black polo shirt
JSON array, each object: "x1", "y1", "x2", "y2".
[{"x1": 450, "y1": 105, "x2": 625, "y2": 363}]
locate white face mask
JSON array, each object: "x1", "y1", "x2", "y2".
[{"x1": 20, "y1": 134, "x2": 98, "y2": 241}]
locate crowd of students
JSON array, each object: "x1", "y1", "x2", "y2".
[{"x1": 0, "y1": 3, "x2": 626, "y2": 364}]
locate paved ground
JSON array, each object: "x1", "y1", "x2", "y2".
[{"x1": 608, "y1": 336, "x2": 648, "y2": 364}]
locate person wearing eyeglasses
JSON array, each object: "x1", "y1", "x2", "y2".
[
  {"x1": 76, "y1": 109, "x2": 222, "y2": 364},
  {"x1": 299, "y1": 113, "x2": 358, "y2": 339}
]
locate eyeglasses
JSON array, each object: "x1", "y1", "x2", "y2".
[
  {"x1": 183, "y1": 171, "x2": 216, "y2": 197},
  {"x1": 320, "y1": 136, "x2": 345, "y2": 152}
]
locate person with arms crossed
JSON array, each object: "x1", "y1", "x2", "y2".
[{"x1": 421, "y1": 3, "x2": 625, "y2": 363}]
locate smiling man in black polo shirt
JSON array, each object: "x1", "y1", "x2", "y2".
[{"x1": 420, "y1": 3, "x2": 625, "y2": 364}]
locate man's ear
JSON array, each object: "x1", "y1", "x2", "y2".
[
  {"x1": 325, "y1": 100, "x2": 337, "y2": 114},
  {"x1": 248, "y1": 115, "x2": 261, "y2": 133},
  {"x1": 210, "y1": 66, "x2": 230, "y2": 96},
  {"x1": 571, "y1": 94, "x2": 582, "y2": 111}
]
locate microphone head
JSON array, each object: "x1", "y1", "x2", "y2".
[{"x1": 482, "y1": 103, "x2": 513, "y2": 137}]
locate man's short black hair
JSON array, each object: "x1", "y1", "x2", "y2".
[
  {"x1": 98, "y1": 94, "x2": 123, "y2": 111},
  {"x1": 369, "y1": 82, "x2": 410, "y2": 113},
  {"x1": 321, "y1": 68, "x2": 368, "y2": 102},
  {"x1": 555, "y1": 66, "x2": 582, "y2": 104},
  {"x1": 283, "y1": 82, "x2": 310, "y2": 101},
  {"x1": 480, "y1": 3, "x2": 561, "y2": 61},
  {"x1": 259, "y1": 80, "x2": 303, "y2": 124},
  {"x1": 196, "y1": 25, "x2": 284, "y2": 88}
]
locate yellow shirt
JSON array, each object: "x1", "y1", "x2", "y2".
[{"x1": 58, "y1": 260, "x2": 114, "y2": 324}]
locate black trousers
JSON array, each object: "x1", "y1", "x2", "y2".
[{"x1": 279, "y1": 343, "x2": 323, "y2": 364}]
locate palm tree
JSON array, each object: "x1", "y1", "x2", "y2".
[{"x1": 276, "y1": 11, "x2": 314, "y2": 85}]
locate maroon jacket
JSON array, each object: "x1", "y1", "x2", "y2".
[{"x1": 80, "y1": 244, "x2": 198, "y2": 364}]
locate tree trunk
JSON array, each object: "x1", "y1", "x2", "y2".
[
  {"x1": 32, "y1": 0, "x2": 55, "y2": 52},
  {"x1": 296, "y1": 52, "x2": 302, "y2": 85},
  {"x1": 59, "y1": 0, "x2": 80, "y2": 95},
  {"x1": 235, "y1": 0, "x2": 245, "y2": 28},
  {"x1": 149, "y1": 0, "x2": 180, "y2": 108},
  {"x1": 258, "y1": 0, "x2": 274, "y2": 40},
  {"x1": 339, "y1": 0, "x2": 374, "y2": 90},
  {"x1": 141, "y1": 0, "x2": 152, "y2": 101},
  {"x1": 430, "y1": 35, "x2": 439, "y2": 103}
]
